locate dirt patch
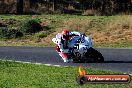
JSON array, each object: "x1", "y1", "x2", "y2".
[{"x1": 42, "y1": 16, "x2": 132, "y2": 45}]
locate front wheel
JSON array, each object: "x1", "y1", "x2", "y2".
[{"x1": 72, "y1": 52, "x2": 84, "y2": 63}]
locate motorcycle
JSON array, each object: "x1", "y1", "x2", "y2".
[{"x1": 52, "y1": 33, "x2": 104, "y2": 63}]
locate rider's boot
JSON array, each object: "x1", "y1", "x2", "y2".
[
  {"x1": 64, "y1": 59, "x2": 70, "y2": 63},
  {"x1": 63, "y1": 58, "x2": 73, "y2": 63}
]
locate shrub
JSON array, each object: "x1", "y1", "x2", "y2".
[
  {"x1": 15, "y1": 31, "x2": 23, "y2": 38},
  {"x1": 40, "y1": 22, "x2": 52, "y2": 31},
  {"x1": 0, "y1": 27, "x2": 23, "y2": 39},
  {"x1": 0, "y1": 27, "x2": 9, "y2": 39},
  {"x1": 20, "y1": 19, "x2": 43, "y2": 34},
  {"x1": 8, "y1": 29, "x2": 23, "y2": 38}
]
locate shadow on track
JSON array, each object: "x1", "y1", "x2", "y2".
[
  {"x1": 74, "y1": 61, "x2": 132, "y2": 63},
  {"x1": 102, "y1": 61, "x2": 132, "y2": 63}
]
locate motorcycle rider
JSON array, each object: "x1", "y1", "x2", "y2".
[{"x1": 56, "y1": 29, "x2": 85, "y2": 62}]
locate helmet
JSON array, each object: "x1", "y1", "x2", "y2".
[{"x1": 61, "y1": 29, "x2": 70, "y2": 40}]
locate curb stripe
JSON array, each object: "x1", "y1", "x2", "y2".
[{"x1": 0, "y1": 59, "x2": 62, "y2": 67}]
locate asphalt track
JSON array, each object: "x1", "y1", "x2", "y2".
[{"x1": 0, "y1": 46, "x2": 132, "y2": 73}]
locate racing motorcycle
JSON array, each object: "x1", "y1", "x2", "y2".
[{"x1": 52, "y1": 33, "x2": 104, "y2": 63}]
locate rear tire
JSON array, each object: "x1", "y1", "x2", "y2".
[{"x1": 85, "y1": 47, "x2": 104, "y2": 62}]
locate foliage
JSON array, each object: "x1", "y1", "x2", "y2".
[
  {"x1": 0, "y1": 0, "x2": 132, "y2": 15},
  {"x1": 0, "y1": 27, "x2": 23, "y2": 39},
  {"x1": 20, "y1": 19, "x2": 42, "y2": 34},
  {"x1": 0, "y1": 27, "x2": 9, "y2": 39}
]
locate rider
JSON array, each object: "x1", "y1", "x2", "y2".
[{"x1": 57, "y1": 29, "x2": 85, "y2": 62}]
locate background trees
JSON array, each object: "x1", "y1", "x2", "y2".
[{"x1": 0, "y1": 0, "x2": 131, "y2": 15}]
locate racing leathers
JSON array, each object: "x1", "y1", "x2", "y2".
[{"x1": 56, "y1": 31, "x2": 85, "y2": 62}]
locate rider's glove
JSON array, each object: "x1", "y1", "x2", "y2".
[
  {"x1": 80, "y1": 33, "x2": 85, "y2": 38},
  {"x1": 80, "y1": 33, "x2": 85, "y2": 42}
]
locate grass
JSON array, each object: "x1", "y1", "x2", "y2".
[
  {"x1": 0, "y1": 60, "x2": 131, "y2": 88},
  {"x1": 0, "y1": 39, "x2": 132, "y2": 48},
  {"x1": 93, "y1": 40, "x2": 132, "y2": 48},
  {"x1": 0, "y1": 15, "x2": 132, "y2": 48}
]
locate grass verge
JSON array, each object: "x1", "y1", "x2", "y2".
[
  {"x1": 0, "y1": 60, "x2": 131, "y2": 88},
  {"x1": 0, "y1": 15, "x2": 132, "y2": 48},
  {"x1": 0, "y1": 39, "x2": 132, "y2": 49},
  {"x1": 93, "y1": 40, "x2": 132, "y2": 49}
]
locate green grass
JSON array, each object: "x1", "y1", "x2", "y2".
[
  {"x1": 0, "y1": 39, "x2": 131, "y2": 48},
  {"x1": 0, "y1": 60, "x2": 131, "y2": 88},
  {"x1": 0, "y1": 14, "x2": 118, "y2": 29},
  {"x1": 0, "y1": 15, "x2": 132, "y2": 48},
  {"x1": 93, "y1": 40, "x2": 132, "y2": 49}
]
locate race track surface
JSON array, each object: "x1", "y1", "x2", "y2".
[{"x1": 0, "y1": 46, "x2": 132, "y2": 73}]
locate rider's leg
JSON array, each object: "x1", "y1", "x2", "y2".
[
  {"x1": 56, "y1": 44, "x2": 60, "y2": 52},
  {"x1": 59, "y1": 52, "x2": 70, "y2": 62}
]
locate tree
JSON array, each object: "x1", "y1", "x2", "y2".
[{"x1": 17, "y1": 0, "x2": 23, "y2": 14}]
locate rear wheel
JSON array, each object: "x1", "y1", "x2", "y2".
[
  {"x1": 94, "y1": 53, "x2": 104, "y2": 62},
  {"x1": 85, "y1": 47, "x2": 104, "y2": 62}
]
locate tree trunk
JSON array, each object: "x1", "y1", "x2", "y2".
[
  {"x1": 17, "y1": 0, "x2": 23, "y2": 14},
  {"x1": 53, "y1": 0, "x2": 55, "y2": 11}
]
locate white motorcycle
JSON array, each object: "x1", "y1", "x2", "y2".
[{"x1": 52, "y1": 33, "x2": 104, "y2": 63}]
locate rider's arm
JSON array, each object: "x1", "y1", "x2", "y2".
[
  {"x1": 71, "y1": 31, "x2": 86, "y2": 37},
  {"x1": 70, "y1": 31, "x2": 81, "y2": 36}
]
